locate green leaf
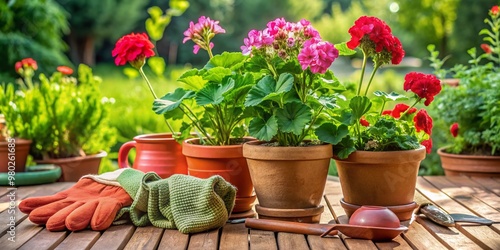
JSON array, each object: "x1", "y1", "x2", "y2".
[
  {"x1": 244, "y1": 73, "x2": 294, "y2": 107},
  {"x1": 349, "y1": 96, "x2": 372, "y2": 120},
  {"x1": 373, "y1": 91, "x2": 409, "y2": 102},
  {"x1": 195, "y1": 78, "x2": 235, "y2": 105},
  {"x1": 147, "y1": 56, "x2": 166, "y2": 77},
  {"x1": 276, "y1": 102, "x2": 312, "y2": 135},
  {"x1": 123, "y1": 68, "x2": 139, "y2": 79},
  {"x1": 202, "y1": 67, "x2": 232, "y2": 82},
  {"x1": 178, "y1": 69, "x2": 207, "y2": 90},
  {"x1": 204, "y1": 52, "x2": 247, "y2": 70},
  {"x1": 168, "y1": 0, "x2": 190, "y2": 16},
  {"x1": 315, "y1": 123, "x2": 349, "y2": 145},
  {"x1": 334, "y1": 137, "x2": 356, "y2": 159},
  {"x1": 249, "y1": 116, "x2": 278, "y2": 141},
  {"x1": 145, "y1": 6, "x2": 171, "y2": 41},
  {"x1": 335, "y1": 42, "x2": 356, "y2": 56},
  {"x1": 153, "y1": 88, "x2": 195, "y2": 114}
]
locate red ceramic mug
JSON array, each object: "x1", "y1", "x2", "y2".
[{"x1": 118, "y1": 133, "x2": 188, "y2": 178}]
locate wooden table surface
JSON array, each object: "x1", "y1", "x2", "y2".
[{"x1": 0, "y1": 176, "x2": 499, "y2": 250}]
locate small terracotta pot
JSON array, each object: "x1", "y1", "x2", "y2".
[
  {"x1": 243, "y1": 141, "x2": 332, "y2": 222},
  {"x1": 118, "y1": 133, "x2": 188, "y2": 178},
  {"x1": 35, "y1": 151, "x2": 107, "y2": 182},
  {"x1": 438, "y1": 147, "x2": 500, "y2": 177},
  {"x1": 334, "y1": 146, "x2": 426, "y2": 220},
  {"x1": 0, "y1": 138, "x2": 31, "y2": 173},
  {"x1": 183, "y1": 138, "x2": 255, "y2": 213}
]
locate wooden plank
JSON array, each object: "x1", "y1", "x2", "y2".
[
  {"x1": 455, "y1": 224, "x2": 500, "y2": 250},
  {"x1": 401, "y1": 219, "x2": 449, "y2": 249},
  {"x1": 426, "y1": 176, "x2": 500, "y2": 222},
  {"x1": 187, "y1": 228, "x2": 219, "y2": 250},
  {"x1": 375, "y1": 237, "x2": 413, "y2": 250},
  {"x1": 418, "y1": 177, "x2": 500, "y2": 249},
  {"x1": 18, "y1": 229, "x2": 67, "y2": 250},
  {"x1": 413, "y1": 191, "x2": 483, "y2": 250},
  {"x1": 54, "y1": 230, "x2": 101, "y2": 250},
  {"x1": 308, "y1": 235, "x2": 347, "y2": 250},
  {"x1": 158, "y1": 229, "x2": 190, "y2": 250},
  {"x1": 343, "y1": 238, "x2": 378, "y2": 250},
  {"x1": 90, "y1": 225, "x2": 135, "y2": 250},
  {"x1": 446, "y1": 176, "x2": 500, "y2": 210},
  {"x1": 276, "y1": 232, "x2": 308, "y2": 250},
  {"x1": 470, "y1": 177, "x2": 500, "y2": 196},
  {"x1": 249, "y1": 230, "x2": 277, "y2": 250},
  {"x1": 220, "y1": 223, "x2": 248, "y2": 250},
  {"x1": 0, "y1": 218, "x2": 45, "y2": 249},
  {"x1": 123, "y1": 226, "x2": 163, "y2": 250}
]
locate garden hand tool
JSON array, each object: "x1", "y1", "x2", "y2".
[
  {"x1": 19, "y1": 169, "x2": 132, "y2": 231},
  {"x1": 416, "y1": 203, "x2": 493, "y2": 227},
  {"x1": 115, "y1": 169, "x2": 237, "y2": 233}
]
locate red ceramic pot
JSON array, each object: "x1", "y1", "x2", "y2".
[{"x1": 118, "y1": 133, "x2": 188, "y2": 178}]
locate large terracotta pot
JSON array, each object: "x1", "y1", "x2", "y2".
[
  {"x1": 243, "y1": 141, "x2": 332, "y2": 223},
  {"x1": 0, "y1": 138, "x2": 31, "y2": 173},
  {"x1": 438, "y1": 147, "x2": 500, "y2": 177},
  {"x1": 118, "y1": 133, "x2": 188, "y2": 178},
  {"x1": 182, "y1": 138, "x2": 255, "y2": 215},
  {"x1": 35, "y1": 151, "x2": 107, "y2": 182},
  {"x1": 334, "y1": 146, "x2": 426, "y2": 221}
]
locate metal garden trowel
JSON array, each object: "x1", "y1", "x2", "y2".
[{"x1": 416, "y1": 203, "x2": 494, "y2": 227}]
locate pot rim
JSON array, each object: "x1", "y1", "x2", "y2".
[
  {"x1": 335, "y1": 146, "x2": 426, "y2": 163},
  {"x1": 437, "y1": 146, "x2": 500, "y2": 159},
  {"x1": 133, "y1": 133, "x2": 177, "y2": 141},
  {"x1": 0, "y1": 138, "x2": 32, "y2": 145},
  {"x1": 182, "y1": 137, "x2": 252, "y2": 158},
  {"x1": 242, "y1": 140, "x2": 333, "y2": 160},
  {"x1": 35, "y1": 150, "x2": 107, "y2": 164}
]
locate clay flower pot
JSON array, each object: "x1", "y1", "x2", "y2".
[
  {"x1": 182, "y1": 138, "x2": 255, "y2": 216},
  {"x1": 0, "y1": 138, "x2": 32, "y2": 173},
  {"x1": 438, "y1": 147, "x2": 500, "y2": 177},
  {"x1": 334, "y1": 146, "x2": 426, "y2": 221},
  {"x1": 35, "y1": 151, "x2": 107, "y2": 182},
  {"x1": 243, "y1": 141, "x2": 332, "y2": 223},
  {"x1": 118, "y1": 133, "x2": 188, "y2": 178}
]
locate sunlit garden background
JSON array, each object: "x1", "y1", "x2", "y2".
[{"x1": 1, "y1": 0, "x2": 496, "y2": 175}]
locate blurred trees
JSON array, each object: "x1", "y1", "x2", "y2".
[{"x1": 0, "y1": 0, "x2": 70, "y2": 82}]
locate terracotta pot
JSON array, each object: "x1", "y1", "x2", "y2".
[
  {"x1": 334, "y1": 146, "x2": 426, "y2": 220},
  {"x1": 118, "y1": 133, "x2": 188, "y2": 178},
  {"x1": 35, "y1": 151, "x2": 107, "y2": 182},
  {"x1": 438, "y1": 147, "x2": 500, "y2": 177},
  {"x1": 0, "y1": 138, "x2": 31, "y2": 173},
  {"x1": 243, "y1": 141, "x2": 332, "y2": 223},
  {"x1": 182, "y1": 138, "x2": 255, "y2": 214}
]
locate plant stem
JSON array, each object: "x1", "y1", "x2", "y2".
[
  {"x1": 363, "y1": 63, "x2": 381, "y2": 96},
  {"x1": 357, "y1": 50, "x2": 368, "y2": 95},
  {"x1": 138, "y1": 67, "x2": 176, "y2": 135},
  {"x1": 400, "y1": 98, "x2": 421, "y2": 119}
]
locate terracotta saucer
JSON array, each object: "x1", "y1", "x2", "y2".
[
  {"x1": 255, "y1": 204, "x2": 324, "y2": 223},
  {"x1": 233, "y1": 195, "x2": 257, "y2": 213},
  {"x1": 229, "y1": 209, "x2": 256, "y2": 219},
  {"x1": 340, "y1": 198, "x2": 418, "y2": 221}
]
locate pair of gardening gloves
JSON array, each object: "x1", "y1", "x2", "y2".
[{"x1": 18, "y1": 168, "x2": 236, "y2": 233}]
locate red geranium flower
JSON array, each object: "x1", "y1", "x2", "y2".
[
  {"x1": 450, "y1": 123, "x2": 459, "y2": 137},
  {"x1": 481, "y1": 44, "x2": 492, "y2": 54},
  {"x1": 491, "y1": 5, "x2": 499, "y2": 16},
  {"x1": 413, "y1": 109, "x2": 433, "y2": 135},
  {"x1": 403, "y1": 72, "x2": 442, "y2": 106},
  {"x1": 112, "y1": 33, "x2": 155, "y2": 69},
  {"x1": 57, "y1": 66, "x2": 73, "y2": 75},
  {"x1": 15, "y1": 58, "x2": 38, "y2": 74},
  {"x1": 382, "y1": 110, "x2": 392, "y2": 116},
  {"x1": 421, "y1": 139, "x2": 432, "y2": 154},
  {"x1": 391, "y1": 103, "x2": 417, "y2": 118},
  {"x1": 360, "y1": 118, "x2": 370, "y2": 127}
]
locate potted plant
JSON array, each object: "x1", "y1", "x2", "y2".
[
  {"x1": 112, "y1": 3, "x2": 190, "y2": 178},
  {"x1": 315, "y1": 16, "x2": 442, "y2": 220},
  {"x1": 115, "y1": 16, "x2": 257, "y2": 217},
  {"x1": 240, "y1": 18, "x2": 340, "y2": 222},
  {"x1": 428, "y1": 5, "x2": 500, "y2": 177},
  {"x1": 0, "y1": 59, "x2": 116, "y2": 181}
]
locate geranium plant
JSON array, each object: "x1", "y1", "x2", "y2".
[
  {"x1": 241, "y1": 18, "x2": 341, "y2": 146},
  {"x1": 428, "y1": 5, "x2": 500, "y2": 156},
  {"x1": 316, "y1": 16, "x2": 442, "y2": 159}
]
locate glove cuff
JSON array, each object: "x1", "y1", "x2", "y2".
[{"x1": 81, "y1": 168, "x2": 130, "y2": 187}]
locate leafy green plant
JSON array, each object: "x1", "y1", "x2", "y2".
[
  {"x1": 428, "y1": 5, "x2": 500, "y2": 156},
  {"x1": 0, "y1": 62, "x2": 116, "y2": 159}
]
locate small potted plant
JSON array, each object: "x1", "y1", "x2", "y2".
[
  {"x1": 240, "y1": 18, "x2": 340, "y2": 222},
  {"x1": 114, "y1": 16, "x2": 257, "y2": 217},
  {"x1": 315, "y1": 16, "x2": 442, "y2": 220},
  {"x1": 429, "y1": 5, "x2": 500, "y2": 177},
  {"x1": 0, "y1": 59, "x2": 116, "y2": 181}
]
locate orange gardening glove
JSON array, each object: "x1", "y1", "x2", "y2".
[{"x1": 19, "y1": 176, "x2": 133, "y2": 231}]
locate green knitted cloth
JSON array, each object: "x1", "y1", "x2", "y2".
[{"x1": 115, "y1": 169, "x2": 236, "y2": 233}]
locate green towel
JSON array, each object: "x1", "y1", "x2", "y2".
[{"x1": 115, "y1": 169, "x2": 236, "y2": 233}]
